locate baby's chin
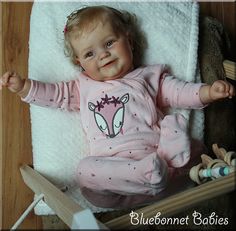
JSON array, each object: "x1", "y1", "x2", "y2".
[
  {"x1": 101, "y1": 67, "x2": 134, "y2": 81},
  {"x1": 88, "y1": 65, "x2": 134, "y2": 81}
]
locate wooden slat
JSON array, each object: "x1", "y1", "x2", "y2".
[
  {"x1": 20, "y1": 165, "x2": 108, "y2": 230},
  {"x1": 223, "y1": 60, "x2": 236, "y2": 80},
  {"x1": 105, "y1": 173, "x2": 235, "y2": 229}
]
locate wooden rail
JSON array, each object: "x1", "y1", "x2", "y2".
[
  {"x1": 20, "y1": 165, "x2": 235, "y2": 230},
  {"x1": 105, "y1": 173, "x2": 235, "y2": 229},
  {"x1": 223, "y1": 60, "x2": 236, "y2": 81}
]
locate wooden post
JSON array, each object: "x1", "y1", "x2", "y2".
[{"x1": 20, "y1": 165, "x2": 108, "y2": 230}]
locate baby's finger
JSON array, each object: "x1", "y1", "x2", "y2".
[
  {"x1": 224, "y1": 82, "x2": 230, "y2": 93},
  {"x1": 2, "y1": 71, "x2": 12, "y2": 85},
  {"x1": 228, "y1": 84, "x2": 235, "y2": 98},
  {"x1": 213, "y1": 81, "x2": 222, "y2": 90},
  {"x1": 2, "y1": 71, "x2": 17, "y2": 87},
  {"x1": 215, "y1": 90, "x2": 228, "y2": 99},
  {"x1": 216, "y1": 81, "x2": 232, "y2": 96}
]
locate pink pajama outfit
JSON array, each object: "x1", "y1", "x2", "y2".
[{"x1": 23, "y1": 65, "x2": 205, "y2": 202}]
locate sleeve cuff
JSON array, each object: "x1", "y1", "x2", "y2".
[
  {"x1": 195, "y1": 83, "x2": 209, "y2": 109},
  {"x1": 21, "y1": 79, "x2": 34, "y2": 103}
]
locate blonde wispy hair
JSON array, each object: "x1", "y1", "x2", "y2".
[{"x1": 64, "y1": 5, "x2": 147, "y2": 68}]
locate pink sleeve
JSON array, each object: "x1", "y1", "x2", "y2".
[
  {"x1": 157, "y1": 75, "x2": 206, "y2": 109},
  {"x1": 22, "y1": 79, "x2": 80, "y2": 111}
]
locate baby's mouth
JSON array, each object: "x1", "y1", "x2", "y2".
[{"x1": 102, "y1": 59, "x2": 117, "y2": 68}]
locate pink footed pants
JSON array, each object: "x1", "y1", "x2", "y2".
[{"x1": 77, "y1": 152, "x2": 168, "y2": 196}]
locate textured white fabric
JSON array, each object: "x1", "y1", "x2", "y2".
[{"x1": 28, "y1": 1, "x2": 203, "y2": 214}]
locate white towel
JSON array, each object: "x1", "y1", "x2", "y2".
[{"x1": 28, "y1": 1, "x2": 203, "y2": 214}]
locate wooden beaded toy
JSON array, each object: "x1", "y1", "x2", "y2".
[{"x1": 189, "y1": 144, "x2": 236, "y2": 184}]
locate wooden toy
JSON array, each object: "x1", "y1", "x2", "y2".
[{"x1": 189, "y1": 144, "x2": 236, "y2": 184}]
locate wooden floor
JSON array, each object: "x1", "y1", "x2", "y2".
[
  {"x1": 1, "y1": 2, "x2": 43, "y2": 229},
  {"x1": 0, "y1": 2, "x2": 235, "y2": 230}
]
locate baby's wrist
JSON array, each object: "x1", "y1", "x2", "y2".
[
  {"x1": 17, "y1": 79, "x2": 31, "y2": 98},
  {"x1": 208, "y1": 86, "x2": 215, "y2": 102},
  {"x1": 200, "y1": 85, "x2": 213, "y2": 104}
]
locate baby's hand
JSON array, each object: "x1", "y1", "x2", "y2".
[
  {"x1": 0, "y1": 71, "x2": 25, "y2": 93},
  {"x1": 209, "y1": 80, "x2": 235, "y2": 101}
]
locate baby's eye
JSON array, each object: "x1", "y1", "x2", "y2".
[
  {"x1": 106, "y1": 40, "x2": 115, "y2": 48},
  {"x1": 84, "y1": 51, "x2": 94, "y2": 59}
]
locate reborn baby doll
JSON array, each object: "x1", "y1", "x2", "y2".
[{"x1": 1, "y1": 6, "x2": 235, "y2": 207}]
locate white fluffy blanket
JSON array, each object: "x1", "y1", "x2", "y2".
[{"x1": 28, "y1": 1, "x2": 203, "y2": 214}]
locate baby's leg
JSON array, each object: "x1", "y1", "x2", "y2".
[
  {"x1": 77, "y1": 152, "x2": 168, "y2": 196},
  {"x1": 158, "y1": 113, "x2": 191, "y2": 168}
]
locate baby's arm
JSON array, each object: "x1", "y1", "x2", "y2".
[
  {"x1": 158, "y1": 76, "x2": 235, "y2": 109},
  {"x1": 0, "y1": 71, "x2": 80, "y2": 111},
  {"x1": 199, "y1": 80, "x2": 235, "y2": 104},
  {"x1": 158, "y1": 75, "x2": 205, "y2": 109}
]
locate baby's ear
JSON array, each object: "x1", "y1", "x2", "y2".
[
  {"x1": 75, "y1": 55, "x2": 81, "y2": 65},
  {"x1": 75, "y1": 56, "x2": 85, "y2": 72},
  {"x1": 74, "y1": 57, "x2": 85, "y2": 71}
]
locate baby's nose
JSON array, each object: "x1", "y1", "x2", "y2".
[{"x1": 99, "y1": 50, "x2": 110, "y2": 60}]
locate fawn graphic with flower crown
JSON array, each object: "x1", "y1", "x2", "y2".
[{"x1": 88, "y1": 93, "x2": 129, "y2": 138}]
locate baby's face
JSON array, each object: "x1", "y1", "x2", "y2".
[{"x1": 70, "y1": 22, "x2": 134, "y2": 81}]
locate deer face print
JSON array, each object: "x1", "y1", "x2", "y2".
[{"x1": 88, "y1": 93, "x2": 129, "y2": 138}]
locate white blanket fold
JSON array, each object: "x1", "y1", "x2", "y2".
[{"x1": 28, "y1": 1, "x2": 203, "y2": 214}]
